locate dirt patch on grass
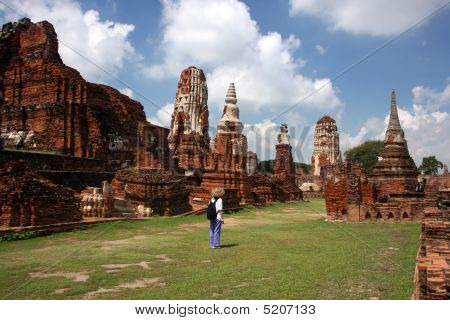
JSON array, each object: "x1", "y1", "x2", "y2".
[
  {"x1": 82, "y1": 277, "x2": 165, "y2": 299},
  {"x1": 101, "y1": 261, "x2": 151, "y2": 270},
  {"x1": 154, "y1": 254, "x2": 173, "y2": 262},
  {"x1": 53, "y1": 288, "x2": 69, "y2": 295},
  {"x1": 29, "y1": 271, "x2": 89, "y2": 282}
]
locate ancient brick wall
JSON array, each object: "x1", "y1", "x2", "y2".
[
  {"x1": 273, "y1": 140, "x2": 302, "y2": 201},
  {"x1": 136, "y1": 122, "x2": 171, "y2": 170},
  {"x1": 110, "y1": 168, "x2": 192, "y2": 216},
  {"x1": 413, "y1": 208, "x2": 449, "y2": 299},
  {"x1": 323, "y1": 162, "x2": 367, "y2": 220},
  {"x1": 0, "y1": 149, "x2": 111, "y2": 171},
  {"x1": 0, "y1": 161, "x2": 81, "y2": 227},
  {"x1": 0, "y1": 18, "x2": 146, "y2": 162}
]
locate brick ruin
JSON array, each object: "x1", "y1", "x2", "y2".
[
  {"x1": 167, "y1": 66, "x2": 210, "y2": 174},
  {"x1": 297, "y1": 115, "x2": 341, "y2": 198},
  {"x1": 272, "y1": 124, "x2": 303, "y2": 200},
  {"x1": 324, "y1": 90, "x2": 436, "y2": 222},
  {"x1": 108, "y1": 168, "x2": 192, "y2": 217},
  {"x1": 0, "y1": 161, "x2": 81, "y2": 227},
  {"x1": 311, "y1": 115, "x2": 341, "y2": 176},
  {"x1": 413, "y1": 207, "x2": 449, "y2": 299},
  {"x1": 0, "y1": 18, "x2": 154, "y2": 162},
  {"x1": 190, "y1": 83, "x2": 251, "y2": 207},
  {"x1": 0, "y1": 17, "x2": 369, "y2": 225}
]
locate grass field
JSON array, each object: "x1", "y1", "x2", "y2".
[{"x1": 0, "y1": 200, "x2": 421, "y2": 299}]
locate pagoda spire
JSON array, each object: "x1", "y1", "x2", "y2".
[
  {"x1": 388, "y1": 89, "x2": 401, "y2": 129},
  {"x1": 217, "y1": 83, "x2": 243, "y2": 134}
]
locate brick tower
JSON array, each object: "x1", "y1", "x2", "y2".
[
  {"x1": 167, "y1": 66, "x2": 210, "y2": 173},
  {"x1": 369, "y1": 90, "x2": 419, "y2": 197},
  {"x1": 311, "y1": 115, "x2": 340, "y2": 176}
]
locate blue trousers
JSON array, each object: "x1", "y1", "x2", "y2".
[{"x1": 209, "y1": 219, "x2": 222, "y2": 247}]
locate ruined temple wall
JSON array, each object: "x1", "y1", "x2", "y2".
[
  {"x1": 0, "y1": 161, "x2": 82, "y2": 227},
  {"x1": 136, "y1": 123, "x2": 171, "y2": 170},
  {"x1": 369, "y1": 176, "x2": 418, "y2": 199},
  {"x1": 413, "y1": 208, "x2": 449, "y2": 299},
  {"x1": 0, "y1": 19, "x2": 147, "y2": 162}
]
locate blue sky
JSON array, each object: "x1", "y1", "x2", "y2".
[{"x1": 1, "y1": 0, "x2": 449, "y2": 165}]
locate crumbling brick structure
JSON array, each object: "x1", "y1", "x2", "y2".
[
  {"x1": 167, "y1": 67, "x2": 210, "y2": 174},
  {"x1": 191, "y1": 83, "x2": 252, "y2": 205},
  {"x1": 272, "y1": 124, "x2": 302, "y2": 201},
  {"x1": 413, "y1": 207, "x2": 449, "y2": 299},
  {"x1": 324, "y1": 90, "x2": 435, "y2": 222},
  {"x1": 136, "y1": 122, "x2": 172, "y2": 170},
  {"x1": 0, "y1": 161, "x2": 81, "y2": 226},
  {"x1": 0, "y1": 18, "x2": 147, "y2": 162},
  {"x1": 311, "y1": 115, "x2": 341, "y2": 176},
  {"x1": 109, "y1": 168, "x2": 192, "y2": 217}
]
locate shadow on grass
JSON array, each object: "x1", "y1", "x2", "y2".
[{"x1": 220, "y1": 244, "x2": 239, "y2": 248}]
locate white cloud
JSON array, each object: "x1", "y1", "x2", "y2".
[
  {"x1": 147, "y1": 103, "x2": 173, "y2": 127},
  {"x1": 243, "y1": 118, "x2": 312, "y2": 162},
  {"x1": 0, "y1": 0, "x2": 137, "y2": 82},
  {"x1": 341, "y1": 85, "x2": 450, "y2": 166},
  {"x1": 315, "y1": 44, "x2": 326, "y2": 54},
  {"x1": 119, "y1": 87, "x2": 134, "y2": 99},
  {"x1": 143, "y1": 0, "x2": 343, "y2": 123},
  {"x1": 412, "y1": 83, "x2": 450, "y2": 111},
  {"x1": 289, "y1": 0, "x2": 447, "y2": 36}
]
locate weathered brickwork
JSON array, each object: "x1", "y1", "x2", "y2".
[
  {"x1": 324, "y1": 91, "x2": 435, "y2": 222},
  {"x1": 167, "y1": 66, "x2": 210, "y2": 173},
  {"x1": 311, "y1": 115, "x2": 340, "y2": 176},
  {"x1": 109, "y1": 168, "x2": 192, "y2": 217},
  {"x1": 136, "y1": 122, "x2": 172, "y2": 170},
  {"x1": 273, "y1": 124, "x2": 303, "y2": 201},
  {"x1": 0, "y1": 161, "x2": 81, "y2": 227},
  {"x1": 0, "y1": 19, "x2": 146, "y2": 162},
  {"x1": 192, "y1": 83, "x2": 252, "y2": 205},
  {"x1": 413, "y1": 207, "x2": 449, "y2": 299}
]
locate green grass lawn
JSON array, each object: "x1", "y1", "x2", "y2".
[{"x1": 0, "y1": 200, "x2": 421, "y2": 299}]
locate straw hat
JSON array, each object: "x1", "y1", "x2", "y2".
[{"x1": 211, "y1": 187, "x2": 225, "y2": 197}]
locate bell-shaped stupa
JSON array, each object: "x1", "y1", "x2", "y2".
[{"x1": 217, "y1": 83, "x2": 243, "y2": 134}]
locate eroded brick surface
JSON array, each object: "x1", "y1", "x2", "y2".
[
  {"x1": 0, "y1": 18, "x2": 146, "y2": 161},
  {"x1": 324, "y1": 91, "x2": 435, "y2": 222},
  {"x1": 413, "y1": 208, "x2": 449, "y2": 300},
  {"x1": 0, "y1": 161, "x2": 81, "y2": 226}
]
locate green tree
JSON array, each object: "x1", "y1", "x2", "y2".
[
  {"x1": 344, "y1": 140, "x2": 384, "y2": 173},
  {"x1": 418, "y1": 156, "x2": 443, "y2": 175},
  {"x1": 295, "y1": 162, "x2": 311, "y2": 173},
  {"x1": 257, "y1": 160, "x2": 274, "y2": 174}
]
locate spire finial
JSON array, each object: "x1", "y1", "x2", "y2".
[
  {"x1": 388, "y1": 89, "x2": 401, "y2": 129},
  {"x1": 225, "y1": 83, "x2": 237, "y2": 104}
]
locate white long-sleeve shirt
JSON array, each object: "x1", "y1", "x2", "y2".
[{"x1": 211, "y1": 197, "x2": 223, "y2": 221}]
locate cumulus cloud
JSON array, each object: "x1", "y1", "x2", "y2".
[
  {"x1": 289, "y1": 0, "x2": 448, "y2": 36},
  {"x1": 412, "y1": 83, "x2": 450, "y2": 111},
  {"x1": 143, "y1": 0, "x2": 342, "y2": 123},
  {"x1": 315, "y1": 44, "x2": 326, "y2": 54},
  {"x1": 0, "y1": 0, "x2": 137, "y2": 82},
  {"x1": 119, "y1": 87, "x2": 134, "y2": 99},
  {"x1": 147, "y1": 103, "x2": 174, "y2": 127},
  {"x1": 341, "y1": 84, "x2": 450, "y2": 165}
]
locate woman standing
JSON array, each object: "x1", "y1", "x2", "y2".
[{"x1": 207, "y1": 187, "x2": 225, "y2": 249}]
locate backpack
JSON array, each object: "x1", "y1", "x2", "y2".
[{"x1": 206, "y1": 197, "x2": 218, "y2": 220}]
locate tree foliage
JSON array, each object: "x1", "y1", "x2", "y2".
[
  {"x1": 344, "y1": 140, "x2": 384, "y2": 173},
  {"x1": 418, "y1": 156, "x2": 443, "y2": 175}
]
